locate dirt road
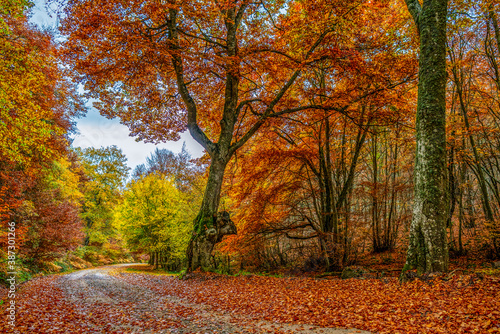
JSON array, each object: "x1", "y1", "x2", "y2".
[{"x1": 3, "y1": 264, "x2": 371, "y2": 333}]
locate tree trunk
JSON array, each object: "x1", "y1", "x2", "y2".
[
  {"x1": 318, "y1": 113, "x2": 339, "y2": 270},
  {"x1": 186, "y1": 157, "x2": 237, "y2": 271},
  {"x1": 403, "y1": 0, "x2": 449, "y2": 275},
  {"x1": 386, "y1": 130, "x2": 399, "y2": 250},
  {"x1": 372, "y1": 131, "x2": 381, "y2": 252},
  {"x1": 458, "y1": 160, "x2": 466, "y2": 254},
  {"x1": 451, "y1": 63, "x2": 495, "y2": 225}
]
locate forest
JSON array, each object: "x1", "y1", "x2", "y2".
[{"x1": 1, "y1": 0, "x2": 500, "y2": 333}]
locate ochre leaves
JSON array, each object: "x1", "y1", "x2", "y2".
[{"x1": 126, "y1": 272, "x2": 500, "y2": 334}]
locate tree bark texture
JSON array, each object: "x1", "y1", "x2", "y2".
[
  {"x1": 187, "y1": 155, "x2": 237, "y2": 271},
  {"x1": 186, "y1": 158, "x2": 237, "y2": 271},
  {"x1": 404, "y1": 0, "x2": 449, "y2": 274}
]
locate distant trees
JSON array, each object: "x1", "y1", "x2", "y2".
[
  {"x1": 117, "y1": 148, "x2": 204, "y2": 270},
  {"x1": 445, "y1": 0, "x2": 500, "y2": 258},
  {"x1": 115, "y1": 174, "x2": 198, "y2": 270},
  {"x1": 77, "y1": 146, "x2": 129, "y2": 246},
  {"x1": 133, "y1": 144, "x2": 203, "y2": 192}
]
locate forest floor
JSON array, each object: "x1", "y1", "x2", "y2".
[
  {"x1": 1, "y1": 263, "x2": 499, "y2": 333},
  {"x1": 0, "y1": 264, "x2": 369, "y2": 333}
]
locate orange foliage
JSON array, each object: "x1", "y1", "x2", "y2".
[
  {"x1": 2, "y1": 270, "x2": 499, "y2": 333},
  {"x1": 0, "y1": 11, "x2": 85, "y2": 263}
]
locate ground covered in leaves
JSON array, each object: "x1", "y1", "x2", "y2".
[{"x1": 1, "y1": 264, "x2": 499, "y2": 333}]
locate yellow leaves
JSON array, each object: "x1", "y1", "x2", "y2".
[
  {"x1": 0, "y1": 0, "x2": 30, "y2": 34},
  {"x1": 0, "y1": 13, "x2": 74, "y2": 168},
  {"x1": 46, "y1": 158, "x2": 84, "y2": 205},
  {"x1": 115, "y1": 173, "x2": 199, "y2": 257}
]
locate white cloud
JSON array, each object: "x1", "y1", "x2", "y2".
[{"x1": 71, "y1": 110, "x2": 204, "y2": 170}]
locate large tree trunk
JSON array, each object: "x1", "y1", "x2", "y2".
[
  {"x1": 403, "y1": 0, "x2": 449, "y2": 275},
  {"x1": 186, "y1": 157, "x2": 237, "y2": 271}
]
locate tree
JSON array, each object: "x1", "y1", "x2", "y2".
[
  {"x1": 403, "y1": 0, "x2": 449, "y2": 274},
  {"x1": 60, "y1": 0, "x2": 373, "y2": 270},
  {"x1": 133, "y1": 144, "x2": 203, "y2": 192},
  {"x1": 0, "y1": 152, "x2": 85, "y2": 265},
  {"x1": 17, "y1": 156, "x2": 85, "y2": 263},
  {"x1": 77, "y1": 146, "x2": 129, "y2": 246},
  {"x1": 0, "y1": 5, "x2": 86, "y2": 267},
  {"x1": 0, "y1": 6, "x2": 84, "y2": 168},
  {"x1": 115, "y1": 173, "x2": 199, "y2": 270}
]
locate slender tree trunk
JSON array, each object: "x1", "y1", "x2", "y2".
[
  {"x1": 452, "y1": 66, "x2": 495, "y2": 224},
  {"x1": 372, "y1": 131, "x2": 381, "y2": 252},
  {"x1": 403, "y1": 0, "x2": 449, "y2": 275},
  {"x1": 447, "y1": 145, "x2": 457, "y2": 250},
  {"x1": 458, "y1": 161, "x2": 467, "y2": 254},
  {"x1": 387, "y1": 130, "x2": 399, "y2": 249}
]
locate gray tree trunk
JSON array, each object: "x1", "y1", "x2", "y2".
[{"x1": 403, "y1": 0, "x2": 449, "y2": 274}]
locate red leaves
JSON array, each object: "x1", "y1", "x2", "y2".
[
  {"x1": 1, "y1": 269, "x2": 499, "y2": 333},
  {"x1": 121, "y1": 272, "x2": 500, "y2": 334}
]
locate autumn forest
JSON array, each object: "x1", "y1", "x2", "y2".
[{"x1": 1, "y1": 0, "x2": 500, "y2": 333}]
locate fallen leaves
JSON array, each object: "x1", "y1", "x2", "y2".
[
  {"x1": 1, "y1": 268, "x2": 499, "y2": 333},
  {"x1": 120, "y1": 272, "x2": 500, "y2": 334}
]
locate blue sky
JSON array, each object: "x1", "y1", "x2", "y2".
[{"x1": 30, "y1": 1, "x2": 204, "y2": 170}]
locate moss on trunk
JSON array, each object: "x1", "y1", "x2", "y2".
[{"x1": 403, "y1": 0, "x2": 449, "y2": 275}]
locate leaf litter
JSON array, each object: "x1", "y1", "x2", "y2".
[{"x1": 0, "y1": 265, "x2": 498, "y2": 333}]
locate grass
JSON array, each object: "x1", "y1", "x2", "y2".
[{"x1": 124, "y1": 264, "x2": 180, "y2": 276}]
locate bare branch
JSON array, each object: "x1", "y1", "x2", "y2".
[
  {"x1": 178, "y1": 26, "x2": 227, "y2": 50},
  {"x1": 248, "y1": 48, "x2": 301, "y2": 63}
]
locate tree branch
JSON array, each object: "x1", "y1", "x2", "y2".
[
  {"x1": 235, "y1": 0, "x2": 251, "y2": 27},
  {"x1": 249, "y1": 48, "x2": 301, "y2": 63},
  {"x1": 405, "y1": 0, "x2": 422, "y2": 27},
  {"x1": 285, "y1": 232, "x2": 318, "y2": 240},
  {"x1": 167, "y1": 7, "x2": 216, "y2": 156}
]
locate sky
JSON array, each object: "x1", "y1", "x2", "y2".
[
  {"x1": 30, "y1": 1, "x2": 204, "y2": 171},
  {"x1": 71, "y1": 110, "x2": 204, "y2": 170}
]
